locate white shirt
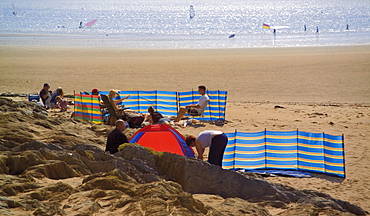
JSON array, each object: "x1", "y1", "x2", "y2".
[
  {"x1": 196, "y1": 94, "x2": 209, "y2": 113},
  {"x1": 197, "y1": 130, "x2": 223, "y2": 148}
]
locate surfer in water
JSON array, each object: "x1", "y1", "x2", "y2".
[
  {"x1": 316, "y1": 26, "x2": 319, "y2": 35},
  {"x1": 79, "y1": 22, "x2": 83, "y2": 28},
  {"x1": 346, "y1": 24, "x2": 349, "y2": 30},
  {"x1": 273, "y1": 29, "x2": 276, "y2": 36},
  {"x1": 304, "y1": 24, "x2": 306, "y2": 31}
]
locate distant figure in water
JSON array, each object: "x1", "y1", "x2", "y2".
[
  {"x1": 273, "y1": 29, "x2": 276, "y2": 36},
  {"x1": 79, "y1": 22, "x2": 83, "y2": 28},
  {"x1": 316, "y1": 26, "x2": 319, "y2": 35},
  {"x1": 229, "y1": 34, "x2": 235, "y2": 38},
  {"x1": 346, "y1": 24, "x2": 349, "y2": 30},
  {"x1": 304, "y1": 24, "x2": 306, "y2": 31}
]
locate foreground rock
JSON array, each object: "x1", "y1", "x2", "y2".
[{"x1": 0, "y1": 141, "x2": 366, "y2": 215}]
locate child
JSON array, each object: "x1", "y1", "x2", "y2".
[{"x1": 55, "y1": 96, "x2": 68, "y2": 112}]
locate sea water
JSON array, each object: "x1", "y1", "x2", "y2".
[{"x1": 0, "y1": 0, "x2": 369, "y2": 49}]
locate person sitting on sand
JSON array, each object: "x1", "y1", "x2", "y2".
[
  {"x1": 146, "y1": 106, "x2": 170, "y2": 124},
  {"x1": 50, "y1": 87, "x2": 64, "y2": 108},
  {"x1": 92, "y1": 88, "x2": 100, "y2": 96},
  {"x1": 39, "y1": 83, "x2": 52, "y2": 108},
  {"x1": 106, "y1": 119, "x2": 129, "y2": 154},
  {"x1": 55, "y1": 96, "x2": 68, "y2": 112},
  {"x1": 186, "y1": 130, "x2": 228, "y2": 167},
  {"x1": 174, "y1": 85, "x2": 209, "y2": 122}
]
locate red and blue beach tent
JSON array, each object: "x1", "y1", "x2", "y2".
[{"x1": 129, "y1": 124, "x2": 195, "y2": 157}]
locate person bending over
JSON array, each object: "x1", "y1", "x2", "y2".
[
  {"x1": 106, "y1": 119, "x2": 129, "y2": 154},
  {"x1": 174, "y1": 85, "x2": 209, "y2": 122},
  {"x1": 186, "y1": 130, "x2": 228, "y2": 167}
]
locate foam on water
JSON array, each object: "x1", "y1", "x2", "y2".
[{"x1": 0, "y1": 0, "x2": 369, "y2": 48}]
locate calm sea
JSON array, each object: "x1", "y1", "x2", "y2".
[{"x1": 0, "y1": 0, "x2": 369, "y2": 48}]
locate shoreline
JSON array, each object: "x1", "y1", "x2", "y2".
[
  {"x1": 1, "y1": 34, "x2": 370, "y2": 50},
  {"x1": 1, "y1": 32, "x2": 370, "y2": 50}
]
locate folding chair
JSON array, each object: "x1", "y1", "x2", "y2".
[
  {"x1": 189, "y1": 101, "x2": 209, "y2": 124},
  {"x1": 101, "y1": 94, "x2": 121, "y2": 126}
]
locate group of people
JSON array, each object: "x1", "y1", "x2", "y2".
[
  {"x1": 94, "y1": 86, "x2": 209, "y2": 127},
  {"x1": 39, "y1": 83, "x2": 228, "y2": 167},
  {"x1": 106, "y1": 118, "x2": 228, "y2": 167},
  {"x1": 39, "y1": 83, "x2": 68, "y2": 111},
  {"x1": 105, "y1": 85, "x2": 228, "y2": 167}
]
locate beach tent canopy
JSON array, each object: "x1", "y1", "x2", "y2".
[{"x1": 129, "y1": 124, "x2": 195, "y2": 157}]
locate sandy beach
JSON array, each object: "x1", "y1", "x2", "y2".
[
  {"x1": 1, "y1": 45, "x2": 369, "y2": 213},
  {"x1": 1, "y1": 45, "x2": 369, "y2": 103}
]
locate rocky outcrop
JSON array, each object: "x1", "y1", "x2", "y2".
[
  {"x1": 116, "y1": 144, "x2": 367, "y2": 215},
  {"x1": 0, "y1": 140, "x2": 366, "y2": 215}
]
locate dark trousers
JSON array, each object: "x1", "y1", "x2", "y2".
[{"x1": 208, "y1": 133, "x2": 228, "y2": 166}]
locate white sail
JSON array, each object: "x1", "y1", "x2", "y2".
[
  {"x1": 12, "y1": 3, "x2": 17, "y2": 16},
  {"x1": 189, "y1": 5, "x2": 195, "y2": 19}
]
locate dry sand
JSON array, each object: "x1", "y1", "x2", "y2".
[
  {"x1": 1, "y1": 44, "x2": 369, "y2": 212},
  {"x1": 0, "y1": 45, "x2": 369, "y2": 103}
]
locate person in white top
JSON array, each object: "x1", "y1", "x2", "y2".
[
  {"x1": 174, "y1": 85, "x2": 210, "y2": 122},
  {"x1": 186, "y1": 130, "x2": 228, "y2": 167}
]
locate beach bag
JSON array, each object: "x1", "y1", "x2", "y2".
[{"x1": 124, "y1": 113, "x2": 144, "y2": 128}]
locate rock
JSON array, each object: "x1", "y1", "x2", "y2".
[
  {"x1": 70, "y1": 200, "x2": 101, "y2": 216},
  {"x1": 0, "y1": 93, "x2": 27, "y2": 97},
  {"x1": 0, "y1": 155, "x2": 9, "y2": 175},
  {"x1": 2, "y1": 182, "x2": 40, "y2": 196},
  {"x1": 0, "y1": 145, "x2": 10, "y2": 151},
  {"x1": 122, "y1": 144, "x2": 288, "y2": 203},
  {"x1": 0, "y1": 139, "x2": 19, "y2": 149},
  {"x1": 4, "y1": 151, "x2": 46, "y2": 175},
  {"x1": 1, "y1": 129, "x2": 35, "y2": 144},
  {"x1": 88, "y1": 189, "x2": 108, "y2": 199},
  {"x1": 0, "y1": 196, "x2": 22, "y2": 208},
  {"x1": 117, "y1": 144, "x2": 367, "y2": 215},
  {"x1": 40, "y1": 182, "x2": 74, "y2": 202},
  {"x1": 29, "y1": 190, "x2": 50, "y2": 201},
  {"x1": 260, "y1": 200, "x2": 287, "y2": 209},
  {"x1": 120, "y1": 180, "x2": 212, "y2": 215},
  {"x1": 79, "y1": 177, "x2": 137, "y2": 196},
  {"x1": 82, "y1": 169, "x2": 137, "y2": 185},
  {"x1": 32, "y1": 201, "x2": 65, "y2": 216},
  {"x1": 116, "y1": 144, "x2": 157, "y2": 168},
  {"x1": 38, "y1": 148, "x2": 91, "y2": 176},
  {"x1": 22, "y1": 161, "x2": 80, "y2": 179},
  {"x1": 13, "y1": 140, "x2": 64, "y2": 152},
  {"x1": 277, "y1": 204, "x2": 354, "y2": 216},
  {"x1": 274, "y1": 105, "x2": 285, "y2": 109}
]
